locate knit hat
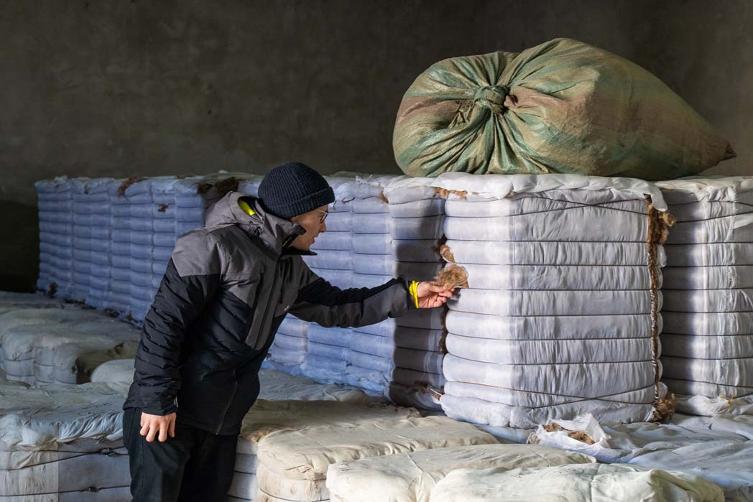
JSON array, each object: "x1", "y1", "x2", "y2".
[{"x1": 257, "y1": 162, "x2": 335, "y2": 219}]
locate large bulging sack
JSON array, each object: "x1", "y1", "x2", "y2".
[{"x1": 393, "y1": 38, "x2": 734, "y2": 180}]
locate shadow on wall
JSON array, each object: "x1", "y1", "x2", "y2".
[{"x1": 0, "y1": 200, "x2": 38, "y2": 292}]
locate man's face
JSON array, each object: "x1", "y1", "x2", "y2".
[{"x1": 289, "y1": 204, "x2": 328, "y2": 251}]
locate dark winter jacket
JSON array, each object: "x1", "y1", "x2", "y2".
[{"x1": 124, "y1": 191, "x2": 412, "y2": 434}]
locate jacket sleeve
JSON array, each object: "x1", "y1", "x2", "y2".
[
  {"x1": 288, "y1": 261, "x2": 412, "y2": 328},
  {"x1": 131, "y1": 231, "x2": 224, "y2": 415}
]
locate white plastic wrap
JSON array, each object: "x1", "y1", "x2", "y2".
[
  {"x1": 530, "y1": 412, "x2": 753, "y2": 499},
  {"x1": 449, "y1": 289, "x2": 659, "y2": 317},
  {"x1": 663, "y1": 265, "x2": 753, "y2": 289},
  {"x1": 91, "y1": 358, "x2": 135, "y2": 384},
  {"x1": 1, "y1": 312, "x2": 139, "y2": 385},
  {"x1": 462, "y1": 263, "x2": 656, "y2": 290},
  {"x1": 444, "y1": 239, "x2": 665, "y2": 266}
]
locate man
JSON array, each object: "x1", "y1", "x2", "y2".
[{"x1": 123, "y1": 162, "x2": 454, "y2": 501}]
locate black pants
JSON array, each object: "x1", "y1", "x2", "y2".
[{"x1": 123, "y1": 408, "x2": 238, "y2": 502}]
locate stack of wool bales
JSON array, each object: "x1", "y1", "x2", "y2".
[
  {"x1": 35, "y1": 173, "x2": 261, "y2": 322},
  {"x1": 303, "y1": 176, "x2": 357, "y2": 289},
  {"x1": 345, "y1": 176, "x2": 446, "y2": 405},
  {"x1": 71, "y1": 178, "x2": 115, "y2": 308},
  {"x1": 434, "y1": 173, "x2": 672, "y2": 428},
  {"x1": 298, "y1": 177, "x2": 356, "y2": 382},
  {"x1": 109, "y1": 177, "x2": 178, "y2": 321},
  {"x1": 35, "y1": 178, "x2": 74, "y2": 297},
  {"x1": 382, "y1": 178, "x2": 448, "y2": 408},
  {"x1": 657, "y1": 177, "x2": 753, "y2": 415}
]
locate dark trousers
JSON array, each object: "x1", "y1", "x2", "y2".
[{"x1": 123, "y1": 408, "x2": 238, "y2": 502}]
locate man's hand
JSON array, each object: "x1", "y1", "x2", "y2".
[
  {"x1": 140, "y1": 411, "x2": 176, "y2": 443},
  {"x1": 416, "y1": 281, "x2": 454, "y2": 308}
]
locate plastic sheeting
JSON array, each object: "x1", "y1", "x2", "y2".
[{"x1": 530, "y1": 413, "x2": 753, "y2": 500}]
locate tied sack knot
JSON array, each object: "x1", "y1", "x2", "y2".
[{"x1": 473, "y1": 85, "x2": 510, "y2": 113}]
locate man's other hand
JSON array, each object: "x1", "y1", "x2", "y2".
[
  {"x1": 140, "y1": 411, "x2": 177, "y2": 443},
  {"x1": 416, "y1": 281, "x2": 454, "y2": 308}
]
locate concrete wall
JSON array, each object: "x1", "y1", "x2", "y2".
[{"x1": 1, "y1": 0, "x2": 750, "y2": 290}]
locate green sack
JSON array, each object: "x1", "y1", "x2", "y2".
[{"x1": 393, "y1": 38, "x2": 734, "y2": 180}]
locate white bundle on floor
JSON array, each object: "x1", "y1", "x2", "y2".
[
  {"x1": 657, "y1": 177, "x2": 753, "y2": 416},
  {"x1": 0, "y1": 306, "x2": 139, "y2": 385},
  {"x1": 429, "y1": 463, "x2": 724, "y2": 502},
  {"x1": 345, "y1": 176, "x2": 446, "y2": 404},
  {"x1": 0, "y1": 380, "x2": 131, "y2": 501},
  {"x1": 228, "y1": 376, "x2": 378, "y2": 502},
  {"x1": 91, "y1": 358, "x2": 135, "y2": 384},
  {"x1": 433, "y1": 173, "x2": 671, "y2": 428},
  {"x1": 0, "y1": 307, "x2": 104, "y2": 377},
  {"x1": 35, "y1": 177, "x2": 74, "y2": 298},
  {"x1": 326, "y1": 443, "x2": 594, "y2": 502},
  {"x1": 255, "y1": 411, "x2": 496, "y2": 502}
]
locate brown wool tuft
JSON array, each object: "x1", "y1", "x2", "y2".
[{"x1": 436, "y1": 264, "x2": 469, "y2": 289}]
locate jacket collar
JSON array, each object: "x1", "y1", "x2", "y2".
[{"x1": 205, "y1": 191, "x2": 314, "y2": 256}]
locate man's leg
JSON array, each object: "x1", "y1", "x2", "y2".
[
  {"x1": 178, "y1": 429, "x2": 239, "y2": 502},
  {"x1": 123, "y1": 408, "x2": 194, "y2": 502}
]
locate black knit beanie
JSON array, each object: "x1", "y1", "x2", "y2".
[{"x1": 258, "y1": 162, "x2": 335, "y2": 219}]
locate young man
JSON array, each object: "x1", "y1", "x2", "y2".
[{"x1": 122, "y1": 162, "x2": 454, "y2": 501}]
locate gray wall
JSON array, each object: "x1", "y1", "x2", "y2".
[{"x1": 1, "y1": 0, "x2": 751, "y2": 290}]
